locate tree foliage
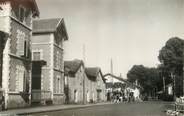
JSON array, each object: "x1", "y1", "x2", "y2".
[
  {"x1": 158, "y1": 37, "x2": 184, "y2": 97},
  {"x1": 158, "y1": 37, "x2": 184, "y2": 75},
  {"x1": 127, "y1": 65, "x2": 162, "y2": 94}
]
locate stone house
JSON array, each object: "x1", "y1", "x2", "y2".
[
  {"x1": 64, "y1": 59, "x2": 86, "y2": 104},
  {"x1": 31, "y1": 18, "x2": 68, "y2": 105},
  {"x1": 0, "y1": 0, "x2": 39, "y2": 109},
  {"x1": 85, "y1": 67, "x2": 106, "y2": 103}
]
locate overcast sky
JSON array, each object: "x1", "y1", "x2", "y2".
[{"x1": 36, "y1": 0, "x2": 184, "y2": 78}]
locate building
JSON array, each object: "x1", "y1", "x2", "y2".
[
  {"x1": 31, "y1": 18, "x2": 68, "y2": 105},
  {"x1": 0, "y1": 31, "x2": 8, "y2": 92},
  {"x1": 0, "y1": 0, "x2": 39, "y2": 109},
  {"x1": 85, "y1": 67, "x2": 106, "y2": 103},
  {"x1": 64, "y1": 59, "x2": 86, "y2": 104}
]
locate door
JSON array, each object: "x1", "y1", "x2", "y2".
[
  {"x1": 86, "y1": 91, "x2": 90, "y2": 102},
  {"x1": 97, "y1": 90, "x2": 101, "y2": 102},
  {"x1": 74, "y1": 90, "x2": 78, "y2": 103}
]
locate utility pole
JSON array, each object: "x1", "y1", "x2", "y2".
[
  {"x1": 82, "y1": 44, "x2": 86, "y2": 104},
  {"x1": 183, "y1": 48, "x2": 184, "y2": 96},
  {"x1": 171, "y1": 72, "x2": 176, "y2": 100},
  {"x1": 163, "y1": 76, "x2": 165, "y2": 93},
  {"x1": 110, "y1": 58, "x2": 114, "y2": 84}
]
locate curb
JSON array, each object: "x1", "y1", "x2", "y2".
[{"x1": 0, "y1": 102, "x2": 113, "y2": 115}]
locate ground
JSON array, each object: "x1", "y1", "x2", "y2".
[{"x1": 25, "y1": 101, "x2": 172, "y2": 116}]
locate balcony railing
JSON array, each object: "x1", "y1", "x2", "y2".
[{"x1": 31, "y1": 90, "x2": 51, "y2": 102}]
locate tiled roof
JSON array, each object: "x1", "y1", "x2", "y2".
[
  {"x1": 85, "y1": 67, "x2": 105, "y2": 82},
  {"x1": 64, "y1": 59, "x2": 84, "y2": 74},
  {"x1": 85, "y1": 67, "x2": 100, "y2": 78},
  {"x1": 33, "y1": 18, "x2": 61, "y2": 33}
]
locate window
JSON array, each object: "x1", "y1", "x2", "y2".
[
  {"x1": 32, "y1": 50, "x2": 43, "y2": 61},
  {"x1": 97, "y1": 79, "x2": 100, "y2": 87},
  {"x1": 17, "y1": 29, "x2": 26, "y2": 57},
  {"x1": 56, "y1": 51, "x2": 60, "y2": 69},
  {"x1": 56, "y1": 76, "x2": 61, "y2": 94},
  {"x1": 15, "y1": 66, "x2": 25, "y2": 92},
  {"x1": 33, "y1": 52, "x2": 41, "y2": 61},
  {"x1": 64, "y1": 76, "x2": 68, "y2": 86},
  {"x1": 19, "y1": 6, "x2": 25, "y2": 22}
]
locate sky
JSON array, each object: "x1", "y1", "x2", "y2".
[{"x1": 36, "y1": 0, "x2": 184, "y2": 79}]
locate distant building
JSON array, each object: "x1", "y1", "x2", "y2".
[
  {"x1": 64, "y1": 60, "x2": 86, "y2": 104},
  {"x1": 85, "y1": 67, "x2": 106, "y2": 102},
  {"x1": 32, "y1": 18, "x2": 68, "y2": 105},
  {"x1": 0, "y1": 0, "x2": 39, "y2": 109}
]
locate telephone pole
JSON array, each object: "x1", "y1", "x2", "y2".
[
  {"x1": 82, "y1": 44, "x2": 86, "y2": 104},
  {"x1": 110, "y1": 58, "x2": 114, "y2": 84}
]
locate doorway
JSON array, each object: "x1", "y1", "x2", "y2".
[{"x1": 74, "y1": 90, "x2": 78, "y2": 103}]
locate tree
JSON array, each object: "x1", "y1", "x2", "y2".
[
  {"x1": 158, "y1": 37, "x2": 184, "y2": 75},
  {"x1": 158, "y1": 37, "x2": 184, "y2": 97},
  {"x1": 127, "y1": 65, "x2": 162, "y2": 96}
]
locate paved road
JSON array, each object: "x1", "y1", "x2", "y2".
[{"x1": 26, "y1": 101, "x2": 171, "y2": 116}]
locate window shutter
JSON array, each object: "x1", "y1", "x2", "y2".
[
  {"x1": 18, "y1": 67, "x2": 24, "y2": 92},
  {"x1": 15, "y1": 67, "x2": 19, "y2": 92},
  {"x1": 26, "y1": 40, "x2": 30, "y2": 58},
  {"x1": 15, "y1": 66, "x2": 24, "y2": 92},
  {"x1": 24, "y1": 40, "x2": 29, "y2": 58},
  {"x1": 17, "y1": 30, "x2": 25, "y2": 56}
]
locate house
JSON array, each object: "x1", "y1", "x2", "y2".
[
  {"x1": 85, "y1": 67, "x2": 106, "y2": 103},
  {"x1": 0, "y1": 0, "x2": 39, "y2": 109},
  {"x1": 103, "y1": 73, "x2": 127, "y2": 101},
  {"x1": 31, "y1": 18, "x2": 68, "y2": 105},
  {"x1": 64, "y1": 59, "x2": 86, "y2": 104}
]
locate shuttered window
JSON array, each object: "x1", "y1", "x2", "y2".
[
  {"x1": 16, "y1": 29, "x2": 25, "y2": 56},
  {"x1": 56, "y1": 51, "x2": 60, "y2": 69},
  {"x1": 24, "y1": 40, "x2": 29, "y2": 58},
  {"x1": 55, "y1": 76, "x2": 61, "y2": 94},
  {"x1": 15, "y1": 66, "x2": 25, "y2": 92}
]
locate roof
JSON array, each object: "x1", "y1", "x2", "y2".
[
  {"x1": 85, "y1": 67, "x2": 105, "y2": 82},
  {"x1": 103, "y1": 73, "x2": 142, "y2": 89},
  {"x1": 85, "y1": 67, "x2": 101, "y2": 78},
  {"x1": 64, "y1": 59, "x2": 84, "y2": 75},
  {"x1": 33, "y1": 18, "x2": 69, "y2": 40},
  {"x1": 0, "y1": 0, "x2": 39, "y2": 17}
]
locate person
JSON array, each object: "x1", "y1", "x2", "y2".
[{"x1": 2, "y1": 94, "x2": 5, "y2": 110}]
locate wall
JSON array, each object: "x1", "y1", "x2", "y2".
[
  {"x1": 67, "y1": 66, "x2": 84, "y2": 104},
  {"x1": 0, "y1": 1, "x2": 33, "y2": 109}
]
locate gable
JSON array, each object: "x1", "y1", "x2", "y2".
[{"x1": 0, "y1": 0, "x2": 39, "y2": 17}]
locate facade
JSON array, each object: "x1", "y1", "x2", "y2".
[
  {"x1": 32, "y1": 18, "x2": 68, "y2": 105},
  {"x1": 64, "y1": 60, "x2": 86, "y2": 104},
  {"x1": 85, "y1": 67, "x2": 106, "y2": 103},
  {"x1": 0, "y1": 0, "x2": 39, "y2": 109}
]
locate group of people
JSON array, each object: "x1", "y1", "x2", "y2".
[{"x1": 110, "y1": 92, "x2": 136, "y2": 103}]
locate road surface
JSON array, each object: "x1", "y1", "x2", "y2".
[{"x1": 25, "y1": 101, "x2": 172, "y2": 116}]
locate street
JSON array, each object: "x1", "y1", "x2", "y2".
[{"x1": 25, "y1": 102, "x2": 171, "y2": 116}]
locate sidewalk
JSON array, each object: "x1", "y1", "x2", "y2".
[{"x1": 0, "y1": 102, "x2": 112, "y2": 115}]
